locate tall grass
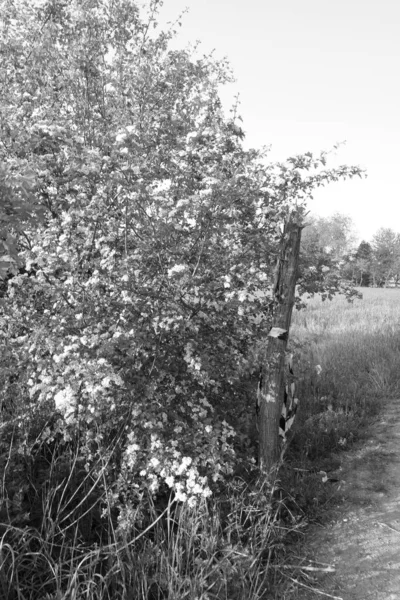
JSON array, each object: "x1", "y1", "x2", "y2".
[
  {"x1": 292, "y1": 288, "x2": 400, "y2": 419},
  {"x1": 0, "y1": 462, "x2": 289, "y2": 600},
  {"x1": 2, "y1": 288, "x2": 400, "y2": 599},
  {"x1": 279, "y1": 288, "x2": 400, "y2": 519}
]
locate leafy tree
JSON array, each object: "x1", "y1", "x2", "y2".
[
  {"x1": 352, "y1": 240, "x2": 372, "y2": 286},
  {"x1": 298, "y1": 212, "x2": 359, "y2": 301},
  {"x1": 357, "y1": 240, "x2": 373, "y2": 261},
  {"x1": 0, "y1": 0, "x2": 363, "y2": 534},
  {"x1": 370, "y1": 228, "x2": 400, "y2": 287},
  {"x1": 301, "y1": 212, "x2": 356, "y2": 260}
]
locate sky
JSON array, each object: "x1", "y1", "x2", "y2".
[{"x1": 156, "y1": 0, "x2": 400, "y2": 243}]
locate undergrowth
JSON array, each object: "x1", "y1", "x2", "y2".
[
  {"x1": 2, "y1": 288, "x2": 400, "y2": 599},
  {"x1": 0, "y1": 457, "x2": 295, "y2": 600}
]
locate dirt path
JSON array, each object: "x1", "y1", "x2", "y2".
[{"x1": 289, "y1": 400, "x2": 400, "y2": 600}]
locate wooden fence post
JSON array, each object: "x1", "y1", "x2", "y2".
[{"x1": 258, "y1": 215, "x2": 303, "y2": 473}]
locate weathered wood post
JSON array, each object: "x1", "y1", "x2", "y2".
[{"x1": 258, "y1": 213, "x2": 303, "y2": 472}]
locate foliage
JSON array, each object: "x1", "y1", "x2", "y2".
[
  {"x1": 341, "y1": 230, "x2": 400, "y2": 288},
  {"x1": 299, "y1": 215, "x2": 400, "y2": 292},
  {"x1": 0, "y1": 0, "x2": 363, "y2": 512},
  {"x1": 301, "y1": 212, "x2": 356, "y2": 260},
  {"x1": 0, "y1": 0, "x2": 370, "y2": 597},
  {"x1": 298, "y1": 212, "x2": 360, "y2": 304},
  {"x1": 0, "y1": 162, "x2": 43, "y2": 277},
  {"x1": 356, "y1": 240, "x2": 373, "y2": 261},
  {"x1": 350, "y1": 240, "x2": 372, "y2": 286},
  {"x1": 0, "y1": 6, "x2": 367, "y2": 600},
  {"x1": 370, "y1": 227, "x2": 400, "y2": 286}
]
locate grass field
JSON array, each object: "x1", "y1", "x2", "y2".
[
  {"x1": 279, "y1": 287, "x2": 400, "y2": 521},
  {"x1": 292, "y1": 287, "x2": 400, "y2": 412}
]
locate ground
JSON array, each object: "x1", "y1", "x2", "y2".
[{"x1": 288, "y1": 399, "x2": 400, "y2": 600}]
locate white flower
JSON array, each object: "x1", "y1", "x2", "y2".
[
  {"x1": 115, "y1": 132, "x2": 127, "y2": 143},
  {"x1": 167, "y1": 264, "x2": 187, "y2": 277},
  {"x1": 202, "y1": 487, "x2": 212, "y2": 498},
  {"x1": 54, "y1": 387, "x2": 73, "y2": 411},
  {"x1": 191, "y1": 483, "x2": 203, "y2": 495},
  {"x1": 54, "y1": 387, "x2": 76, "y2": 423},
  {"x1": 153, "y1": 179, "x2": 172, "y2": 193},
  {"x1": 112, "y1": 374, "x2": 124, "y2": 386},
  {"x1": 175, "y1": 487, "x2": 187, "y2": 503}
]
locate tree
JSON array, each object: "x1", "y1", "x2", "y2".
[
  {"x1": 370, "y1": 228, "x2": 400, "y2": 287},
  {"x1": 0, "y1": 0, "x2": 364, "y2": 522},
  {"x1": 298, "y1": 212, "x2": 360, "y2": 302},
  {"x1": 352, "y1": 240, "x2": 372, "y2": 286},
  {"x1": 301, "y1": 212, "x2": 356, "y2": 260}
]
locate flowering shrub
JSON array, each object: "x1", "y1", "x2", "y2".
[{"x1": 0, "y1": 0, "x2": 363, "y2": 538}]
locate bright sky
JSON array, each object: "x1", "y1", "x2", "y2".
[{"x1": 157, "y1": 0, "x2": 400, "y2": 244}]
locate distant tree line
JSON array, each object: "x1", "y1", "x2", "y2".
[
  {"x1": 301, "y1": 213, "x2": 400, "y2": 288},
  {"x1": 346, "y1": 229, "x2": 400, "y2": 287}
]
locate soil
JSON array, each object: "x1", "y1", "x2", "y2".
[{"x1": 287, "y1": 400, "x2": 400, "y2": 600}]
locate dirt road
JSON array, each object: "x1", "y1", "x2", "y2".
[{"x1": 290, "y1": 401, "x2": 400, "y2": 600}]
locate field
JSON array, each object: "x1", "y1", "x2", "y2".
[
  {"x1": 280, "y1": 287, "x2": 400, "y2": 598},
  {"x1": 279, "y1": 287, "x2": 400, "y2": 521},
  {"x1": 292, "y1": 287, "x2": 400, "y2": 415}
]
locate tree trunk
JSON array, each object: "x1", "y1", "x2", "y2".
[{"x1": 258, "y1": 215, "x2": 302, "y2": 473}]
